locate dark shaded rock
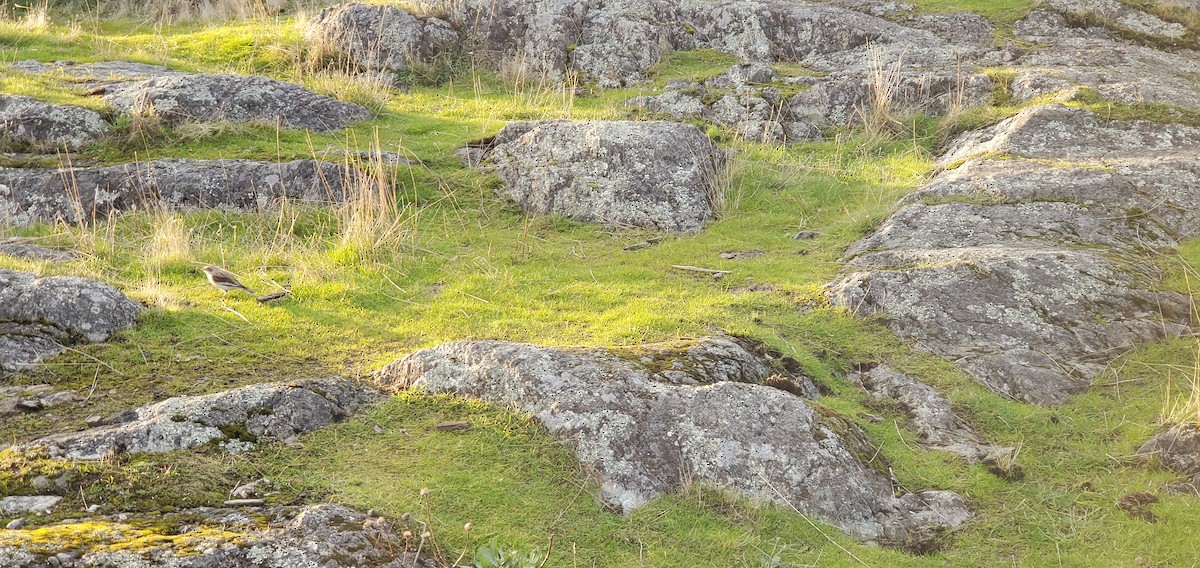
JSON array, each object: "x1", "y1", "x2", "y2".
[
  {"x1": 100, "y1": 73, "x2": 372, "y2": 131},
  {"x1": 0, "y1": 95, "x2": 109, "y2": 151},
  {"x1": 376, "y1": 337, "x2": 969, "y2": 545},
  {"x1": 0, "y1": 504, "x2": 438, "y2": 567},
  {"x1": 1139, "y1": 423, "x2": 1200, "y2": 475},
  {"x1": 0, "y1": 238, "x2": 77, "y2": 262},
  {"x1": 0, "y1": 270, "x2": 141, "y2": 376},
  {"x1": 481, "y1": 120, "x2": 726, "y2": 232},
  {"x1": 19, "y1": 379, "x2": 382, "y2": 460},
  {"x1": 306, "y1": 3, "x2": 459, "y2": 72},
  {"x1": 0, "y1": 158, "x2": 366, "y2": 226},
  {"x1": 848, "y1": 365, "x2": 1014, "y2": 463}
]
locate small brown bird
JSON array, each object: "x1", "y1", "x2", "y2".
[{"x1": 201, "y1": 265, "x2": 254, "y2": 297}]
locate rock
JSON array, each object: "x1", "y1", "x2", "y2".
[
  {"x1": 1041, "y1": 0, "x2": 1186, "y2": 38},
  {"x1": 376, "y1": 337, "x2": 969, "y2": 545},
  {"x1": 19, "y1": 378, "x2": 382, "y2": 460},
  {"x1": 5, "y1": 519, "x2": 25, "y2": 530},
  {"x1": 1139, "y1": 423, "x2": 1200, "y2": 475},
  {"x1": 84, "y1": 415, "x2": 104, "y2": 427},
  {"x1": 98, "y1": 73, "x2": 372, "y2": 131},
  {"x1": 848, "y1": 365, "x2": 1014, "y2": 463},
  {"x1": 0, "y1": 504, "x2": 439, "y2": 567},
  {"x1": 306, "y1": 3, "x2": 459, "y2": 72},
  {"x1": 787, "y1": 71, "x2": 992, "y2": 127},
  {"x1": 831, "y1": 105, "x2": 1199, "y2": 405},
  {"x1": 0, "y1": 270, "x2": 141, "y2": 376},
  {"x1": 10, "y1": 60, "x2": 183, "y2": 82},
  {"x1": 0, "y1": 496, "x2": 62, "y2": 516},
  {"x1": 0, "y1": 158, "x2": 367, "y2": 227},
  {"x1": 39, "y1": 391, "x2": 78, "y2": 408},
  {"x1": 0, "y1": 95, "x2": 110, "y2": 151},
  {"x1": 29, "y1": 476, "x2": 51, "y2": 491},
  {"x1": 230, "y1": 478, "x2": 272, "y2": 500},
  {"x1": 480, "y1": 120, "x2": 725, "y2": 232},
  {"x1": 0, "y1": 238, "x2": 77, "y2": 262},
  {"x1": 223, "y1": 499, "x2": 265, "y2": 507}
]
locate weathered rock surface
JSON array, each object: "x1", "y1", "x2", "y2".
[
  {"x1": 1041, "y1": 0, "x2": 1186, "y2": 38},
  {"x1": 19, "y1": 379, "x2": 382, "y2": 460},
  {"x1": 0, "y1": 384, "x2": 79, "y2": 417},
  {"x1": 0, "y1": 238, "x2": 77, "y2": 262},
  {"x1": 11, "y1": 60, "x2": 371, "y2": 131},
  {"x1": 848, "y1": 365, "x2": 1014, "y2": 463},
  {"x1": 0, "y1": 95, "x2": 109, "y2": 151},
  {"x1": 480, "y1": 120, "x2": 725, "y2": 232},
  {"x1": 1139, "y1": 423, "x2": 1200, "y2": 475},
  {"x1": 377, "y1": 337, "x2": 970, "y2": 545},
  {"x1": 830, "y1": 105, "x2": 1197, "y2": 405},
  {"x1": 0, "y1": 504, "x2": 437, "y2": 568},
  {"x1": 0, "y1": 496, "x2": 61, "y2": 516},
  {"x1": 306, "y1": 3, "x2": 459, "y2": 72},
  {"x1": 0, "y1": 158, "x2": 365, "y2": 226},
  {"x1": 0, "y1": 270, "x2": 141, "y2": 376},
  {"x1": 99, "y1": 73, "x2": 372, "y2": 131}
]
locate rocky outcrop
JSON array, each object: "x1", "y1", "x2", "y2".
[
  {"x1": 0, "y1": 270, "x2": 141, "y2": 376},
  {"x1": 479, "y1": 120, "x2": 726, "y2": 232},
  {"x1": 830, "y1": 105, "x2": 1197, "y2": 405},
  {"x1": 306, "y1": 3, "x2": 459, "y2": 72},
  {"x1": 848, "y1": 365, "x2": 1014, "y2": 464},
  {"x1": 11, "y1": 60, "x2": 372, "y2": 132},
  {"x1": 0, "y1": 95, "x2": 109, "y2": 151},
  {"x1": 19, "y1": 379, "x2": 382, "y2": 460},
  {"x1": 0, "y1": 504, "x2": 437, "y2": 568},
  {"x1": 0, "y1": 158, "x2": 366, "y2": 226},
  {"x1": 98, "y1": 73, "x2": 372, "y2": 131},
  {"x1": 0, "y1": 238, "x2": 77, "y2": 262},
  {"x1": 1139, "y1": 423, "x2": 1200, "y2": 475},
  {"x1": 377, "y1": 337, "x2": 970, "y2": 546},
  {"x1": 1041, "y1": 0, "x2": 1186, "y2": 38}
]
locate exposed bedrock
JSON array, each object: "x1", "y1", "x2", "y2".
[
  {"x1": 376, "y1": 336, "x2": 971, "y2": 546},
  {"x1": 0, "y1": 158, "x2": 366, "y2": 226},
  {"x1": 830, "y1": 105, "x2": 1198, "y2": 405}
]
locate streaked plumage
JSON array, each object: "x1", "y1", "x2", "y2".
[{"x1": 201, "y1": 265, "x2": 254, "y2": 296}]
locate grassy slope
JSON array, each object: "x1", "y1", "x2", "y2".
[{"x1": 2, "y1": 2, "x2": 1200, "y2": 566}]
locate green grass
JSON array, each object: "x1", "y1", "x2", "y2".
[{"x1": 2, "y1": 5, "x2": 1200, "y2": 568}]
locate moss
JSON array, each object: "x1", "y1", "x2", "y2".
[
  {"x1": 811, "y1": 403, "x2": 890, "y2": 476},
  {"x1": 1066, "y1": 87, "x2": 1200, "y2": 126}
]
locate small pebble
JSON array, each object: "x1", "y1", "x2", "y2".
[
  {"x1": 6, "y1": 518, "x2": 26, "y2": 530},
  {"x1": 84, "y1": 415, "x2": 104, "y2": 427}
]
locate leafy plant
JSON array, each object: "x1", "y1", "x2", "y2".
[{"x1": 473, "y1": 541, "x2": 545, "y2": 568}]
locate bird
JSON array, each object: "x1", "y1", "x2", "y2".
[{"x1": 201, "y1": 265, "x2": 254, "y2": 297}]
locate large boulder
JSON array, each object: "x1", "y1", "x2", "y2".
[
  {"x1": 0, "y1": 158, "x2": 366, "y2": 226},
  {"x1": 376, "y1": 337, "x2": 970, "y2": 546},
  {"x1": 480, "y1": 120, "x2": 726, "y2": 232},
  {"x1": 0, "y1": 270, "x2": 141, "y2": 376},
  {"x1": 0, "y1": 504, "x2": 437, "y2": 568},
  {"x1": 0, "y1": 95, "x2": 110, "y2": 151},
  {"x1": 306, "y1": 3, "x2": 459, "y2": 72},
  {"x1": 19, "y1": 379, "x2": 383, "y2": 459},
  {"x1": 98, "y1": 73, "x2": 372, "y2": 131},
  {"x1": 829, "y1": 105, "x2": 1199, "y2": 405}
]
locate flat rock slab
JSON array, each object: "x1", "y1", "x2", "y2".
[
  {"x1": 831, "y1": 106, "x2": 1198, "y2": 405},
  {"x1": 481, "y1": 120, "x2": 725, "y2": 232},
  {"x1": 0, "y1": 504, "x2": 437, "y2": 567},
  {"x1": 0, "y1": 496, "x2": 61, "y2": 516},
  {"x1": 377, "y1": 337, "x2": 970, "y2": 545},
  {"x1": 20, "y1": 378, "x2": 382, "y2": 459},
  {"x1": 0, "y1": 269, "x2": 141, "y2": 376},
  {"x1": 0, "y1": 239, "x2": 77, "y2": 262},
  {"x1": 0, "y1": 158, "x2": 363, "y2": 226},
  {"x1": 0, "y1": 94, "x2": 109, "y2": 151}
]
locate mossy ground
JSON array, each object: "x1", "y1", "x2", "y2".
[{"x1": 2, "y1": 2, "x2": 1200, "y2": 567}]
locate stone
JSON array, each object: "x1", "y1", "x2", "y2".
[
  {"x1": 848, "y1": 365, "x2": 1014, "y2": 463},
  {"x1": 306, "y1": 3, "x2": 459, "y2": 72},
  {"x1": 39, "y1": 391, "x2": 78, "y2": 408},
  {"x1": 376, "y1": 337, "x2": 969, "y2": 546},
  {"x1": 1139, "y1": 423, "x2": 1200, "y2": 475},
  {"x1": 0, "y1": 239, "x2": 77, "y2": 262},
  {"x1": 480, "y1": 120, "x2": 726, "y2": 232},
  {"x1": 99, "y1": 73, "x2": 372, "y2": 132},
  {"x1": 0, "y1": 95, "x2": 110, "y2": 151},
  {"x1": 0, "y1": 158, "x2": 367, "y2": 227},
  {"x1": 0, "y1": 496, "x2": 62, "y2": 516},
  {"x1": 1041, "y1": 0, "x2": 1186, "y2": 38},
  {"x1": 18, "y1": 379, "x2": 382, "y2": 460},
  {"x1": 0, "y1": 270, "x2": 141, "y2": 376},
  {"x1": 5, "y1": 519, "x2": 25, "y2": 530},
  {"x1": 230, "y1": 478, "x2": 271, "y2": 500},
  {"x1": 0, "y1": 504, "x2": 439, "y2": 567}
]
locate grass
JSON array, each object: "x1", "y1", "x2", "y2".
[{"x1": 2, "y1": 3, "x2": 1200, "y2": 567}]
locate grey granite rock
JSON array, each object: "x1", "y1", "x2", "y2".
[
  {"x1": 306, "y1": 3, "x2": 459, "y2": 72},
  {"x1": 377, "y1": 337, "x2": 969, "y2": 545},
  {"x1": 1139, "y1": 423, "x2": 1200, "y2": 475},
  {"x1": 0, "y1": 496, "x2": 61, "y2": 516},
  {"x1": 20, "y1": 379, "x2": 382, "y2": 459},
  {"x1": 0, "y1": 95, "x2": 110, "y2": 151}
]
